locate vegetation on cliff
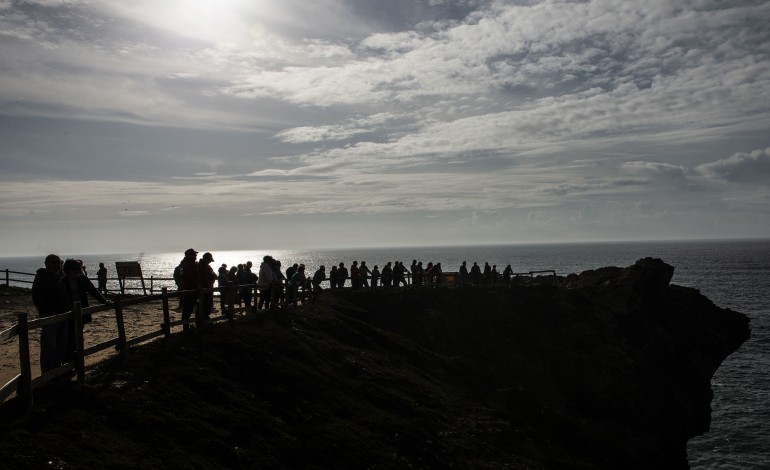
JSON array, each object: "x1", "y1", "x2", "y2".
[{"x1": 0, "y1": 259, "x2": 750, "y2": 469}]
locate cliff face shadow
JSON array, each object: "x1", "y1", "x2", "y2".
[{"x1": 0, "y1": 258, "x2": 750, "y2": 469}]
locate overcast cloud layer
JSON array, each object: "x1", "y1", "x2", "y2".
[{"x1": 1, "y1": 0, "x2": 769, "y2": 256}]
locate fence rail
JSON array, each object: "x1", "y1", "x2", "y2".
[
  {"x1": 2, "y1": 268, "x2": 182, "y2": 295},
  {"x1": 0, "y1": 281, "x2": 297, "y2": 409}
]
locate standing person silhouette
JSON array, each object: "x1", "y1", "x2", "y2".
[
  {"x1": 336, "y1": 262, "x2": 348, "y2": 289},
  {"x1": 257, "y1": 256, "x2": 274, "y2": 310},
  {"x1": 97, "y1": 262, "x2": 108, "y2": 294},
  {"x1": 32, "y1": 254, "x2": 71, "y2": 373},
  {"x1": 312, "y1": 265, "x2": 326, "y2": 297},
  {"x1": 179, "y1": 248, "x2": 199, "y2": 330},
  {"x1": 198, "y1": 252, "x2": 217, "y2": 319},
  {"x1": 360, "y1": 261, "x2": 372, "y2": 289},
  {"x1": 62, "y1": 259, "x2": 111, "y2": 357}
]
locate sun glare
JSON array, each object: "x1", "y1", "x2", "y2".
[{"x1": 110, "y1": 0, "x2": 273, "y2": 45}]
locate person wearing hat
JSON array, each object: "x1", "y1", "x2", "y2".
[
  {"x1": 179, "y1": 248, "x2": 199, "y2": 330},
  {"x1": 198, "y1": 252, "x2": 217, "y2": 319}
]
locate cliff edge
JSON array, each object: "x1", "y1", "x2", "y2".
[{"x1": 0, "y1": 258, "x2": 750, "y2": 469}]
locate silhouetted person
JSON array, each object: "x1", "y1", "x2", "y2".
[
  {"x1": 199, "y1": 252, "x2": 217, "y2": 319},
  {"x1": 360, "y1": 261, "x2": 372, "y2": 289},
  {"x1": 459, "y1": 261, "x2": 469, "y2": 285},
  {"x1": 272, "y1": 259, "x2": 286, "y2": 306},
  {"x1": 63, "y1": 258, "x2": 110, "y2": 357},
  {"x1": 425, "y1": 262, "x2": 434, "y2": 286},
  {"x1": 371, "y1": 265, "x2": 380, "y2": 289},
  {"x1": 288, "y1": 264, "x2": 306, "y2": 304},
  {"x1": 312, "y1": 265, "x2": 326, "y2": 297},
  {"x1": 179, "y1": 248, "x2": 199, "y2": 330},
  {"x1": 410, "y1": 260, "x2": 419, "y2": 287},
  {"x1": 394, "y1": 261, "x2": 407, "y2": 287},
  {"x1": 351, "y1": 261, "x2": 361, "y2": 289},
  {"x1": 32, "y1": 254, "x2": 71, "y2": 373},
  {"x1": 337, "y1": 262, "x2": 348, "y2": 289},
  {"x1": 239, "y1": 261, "x2": 256, "y2": 312},
  {"x1": 432, "y1": 263, "x2": 443, "y2": 286},
  {"x1": 470, "y1": 262, "x2": 481, "y2": 285},
  {"x1": 257, "y1": 256, "x2": 274, "y2": 309},
  {"x1": 286, "y1": 263, "x2": 298, "y2": 284},
  {"x1": 415, "y1": 261, "x2": 424, "y2": 287},
  {"x1": 503, "y1": 264, "x2": 513, "y2": 284},
  {"x1": 381, "y1": 262, "x2": 393, "y2": 288},
  {"x1": 97, "y1": 262, "x2": 108, "y2": 294},
  {"x1": 329, "y1": 265, "x2": 338, "y2": 290}
]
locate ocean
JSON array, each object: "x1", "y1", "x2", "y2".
[{"x1": 2, "y1": 239, "x2": 768, "y2": 469}]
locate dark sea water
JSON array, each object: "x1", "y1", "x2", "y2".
[{"x1": 2, "y1": 239, "x2": 768, "y2": 469}]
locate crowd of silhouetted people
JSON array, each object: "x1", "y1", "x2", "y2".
[
  {"x1": 170, "y1": 248, "x2": 520, "y2": 318},
  {"x1": 30, "y1": 249, "x2": 519, "y2": 374}
]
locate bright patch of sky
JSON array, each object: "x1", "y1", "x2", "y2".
[{"x1": 1, "y1": 0, "x2": 768, "y2": 256}]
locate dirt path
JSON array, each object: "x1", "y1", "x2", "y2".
[{"x1": 1, "y1": 288, "x2": 182, "y2": 386}]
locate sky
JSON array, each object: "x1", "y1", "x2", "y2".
[{"x1": 1, "y1": 0, "x2": 769, "y2": 256}]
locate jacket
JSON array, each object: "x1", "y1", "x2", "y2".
[{"x1": 32, "y1": 268, "x2": 70, "y2": 317}]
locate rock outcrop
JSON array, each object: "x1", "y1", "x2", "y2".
[
  {"x1": 0, "y1": 258, "x2": 750, "y2": 469},
  {"x1": 336, "y1": 257, "x2": 750, "y2": 468}
]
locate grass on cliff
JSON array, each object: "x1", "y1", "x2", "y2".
[{"x1": 0, "y1": 291, "x2": 555, "y2": 470}]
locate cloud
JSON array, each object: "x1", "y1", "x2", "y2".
[
  {"x1": 1, "y1": 0, "x2": 769, "y2": 253},
  {"x1": 696, "y1": 148, "x2": 770, "y2": 183}
]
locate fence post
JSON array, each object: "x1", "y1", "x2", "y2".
[
  {"x1": 114, "y1": 296, "x2": 128, "y2": 357},
  {"x1": 227, "y1": 283, "x2": 235, "y2": 321},
  {"x1": 161, "y1": 287, "x2": 171, "y2": 338},
  {"x1": 196, "y1": 288, "x2": 205, "y2": 326},
  {"x1": 4, "y1": 268, "x2": 8, "y2": 286},
  {"x1": 16, "y1": 312, "x2": 33, "y2": 409},
  {"x1": 72, "y1": 301, "x2": 85, "y2": 383},
  {"x1": 150, "y1": 276, "x2": 154, "y2": 295}
]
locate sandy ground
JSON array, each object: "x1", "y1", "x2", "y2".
[{"x1": 1, "y1": 289, "x2": 187, "y2": 388}]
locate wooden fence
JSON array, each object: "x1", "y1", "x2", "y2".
[
  {"x1": 0, "y1": 281, "x2": 307, "y2": 409},
  {"x1": 3, "y1": 268, "x2": 178, "y2": 295}
]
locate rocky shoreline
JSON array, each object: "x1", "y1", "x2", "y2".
[{"x1": 0, "y1": 258, "x2": 751, "y2": 469}]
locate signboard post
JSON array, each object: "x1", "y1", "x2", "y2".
[{"x1": 115, "y1": 261, "x2": 147, "y2": 295}]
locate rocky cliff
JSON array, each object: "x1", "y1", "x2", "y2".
[
  {"x1": 0, "y1": 258, "x2": 750, "y2": 469},
  {"x1": 332, "y1": 257, "x2": 750, "y2": 468}
]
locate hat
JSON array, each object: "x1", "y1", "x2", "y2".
[
  {"x1": 185, "y1": 248, "x2": 198, "y2": 257},
  {"x1": 202, "y1": 252, "x2": 214, "y2": 261}
]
